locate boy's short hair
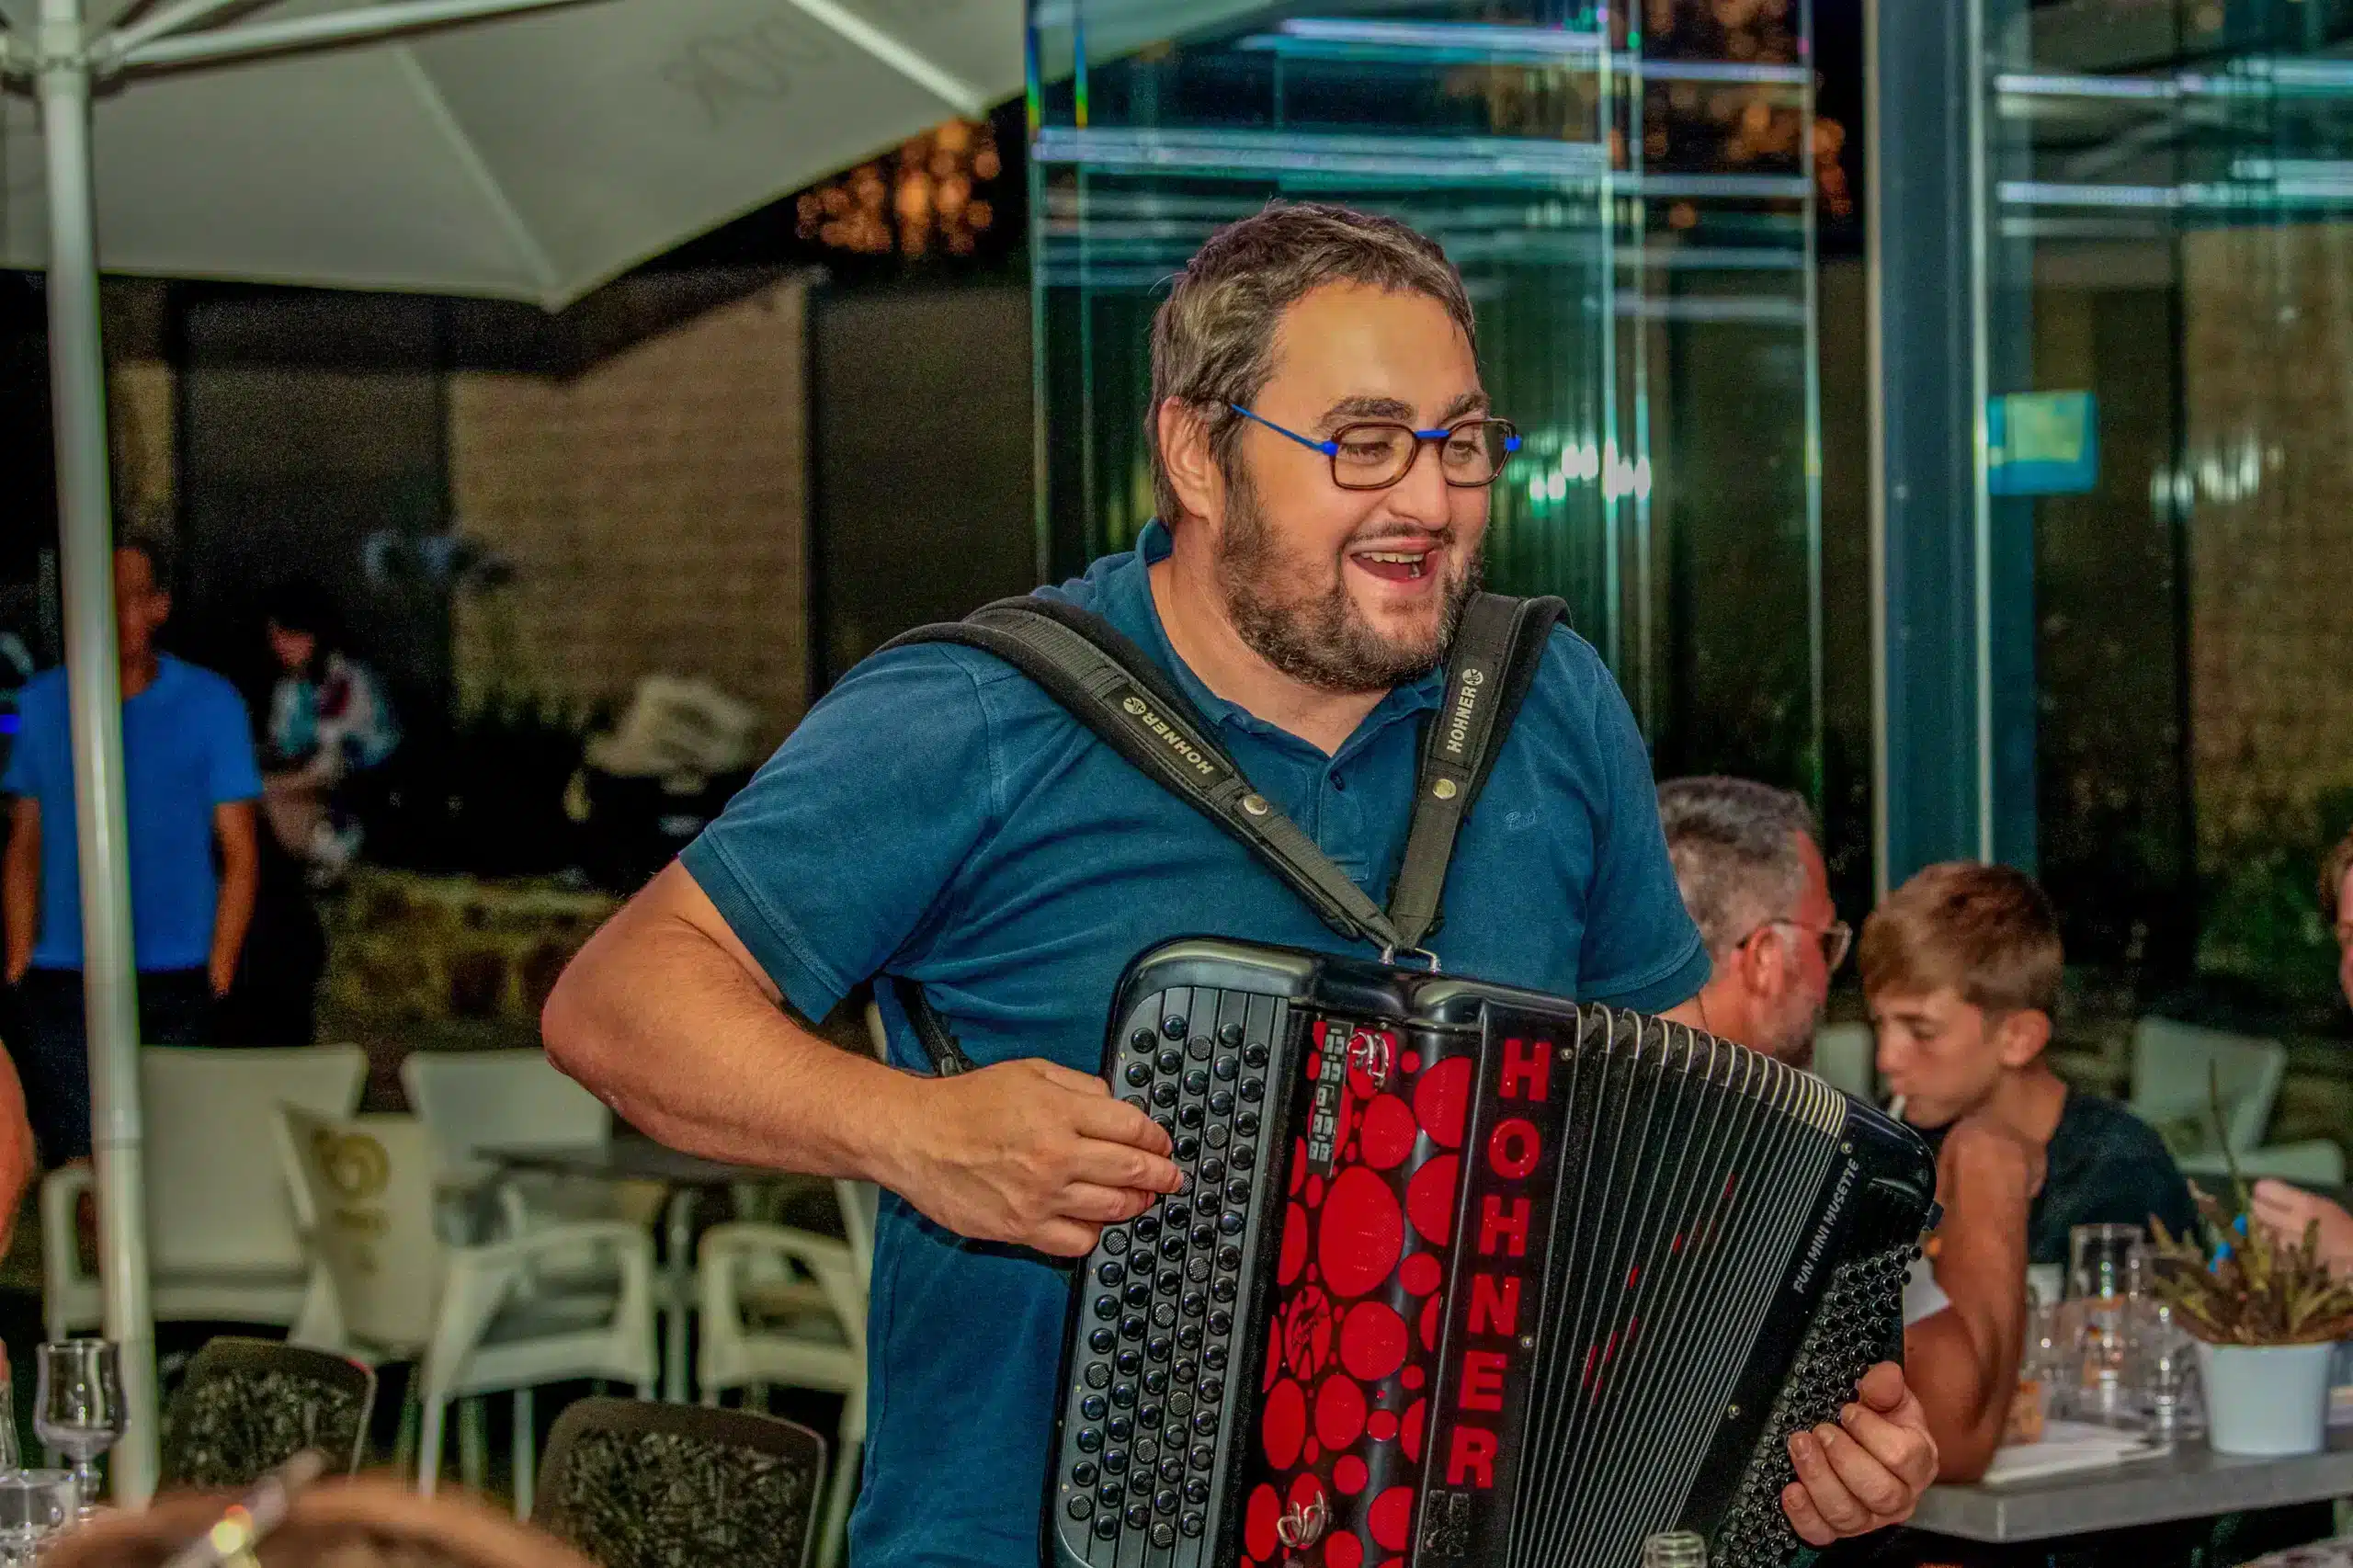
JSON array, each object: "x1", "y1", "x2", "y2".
[{"x1": 1859, "y1": 860, "x2": 2063, "y2": 1017}]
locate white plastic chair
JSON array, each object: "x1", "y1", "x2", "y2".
[
  {"x1": 42, "y1": 1045, "x2": 367, "y2": 1344},
  {"x1": 2179, "y1": 1141, "x2": 2347, "y2": 1186},
  {"x1": 1811, "y1": 1021, "x2": 1877, "y2": 1102},
  {"x1": 2129, "y1": 1017, "x2": 2286, "y2": 1155},
  {"x1": 697, "y1": 1187, "x2": 871, "y2": 1568},
  {"x1": 277, "y1": 1105, "x2": 656, "y2": 1517}
]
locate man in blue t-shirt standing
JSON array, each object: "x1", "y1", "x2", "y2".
[
  {"x1": 546, "y1": 204, "x2": 1937, "y2": 1565},
  {"x1": 3, "y1": 534, "x2": 263, "y2": 1164}
]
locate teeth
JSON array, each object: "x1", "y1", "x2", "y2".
[{"x1": 1358, "y1": 551, "x2": 1427, "y2": 563}]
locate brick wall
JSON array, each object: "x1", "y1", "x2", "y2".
[
  {"x1": 2182, "y1": 225, "x2": 2353, "y2": 855},
  {"x1": 448, "y1": 276, "x2": 811, "y2": 744}
]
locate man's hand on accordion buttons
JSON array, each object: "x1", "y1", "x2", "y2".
[
  {"x1": 891, "y1": 1059, "x2": 1184, "y2": 1257},
  {"x1": 1779, "y1": 1360, "x2": 1938, "y2": 1546}
]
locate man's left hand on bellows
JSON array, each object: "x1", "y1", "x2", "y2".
[{"x1": 1779, "y1": 1361, "x2": 1938, "y2": 1545}]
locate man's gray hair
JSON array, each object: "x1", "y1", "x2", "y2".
[
  {"x1": 1147, "y1": 201, "x2": 1477, "y2": 527},
  {"x1": 1656, "y1": 777, "x2": 1821, "y2": 958}
]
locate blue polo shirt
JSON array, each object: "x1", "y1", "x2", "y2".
[
  {"x1": 682, "y1": 522, "x2": 1707, "y2": 1568},
  {"x1": 3, "y1": 656, "x2": 263, "y2": 973}
]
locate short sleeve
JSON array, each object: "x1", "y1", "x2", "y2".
[
  {"x1": 1572, "y1": 648, "x2": 1711, "y2": 1012},
  {"x1": 0, "y1": 713, "x2": 39, "y2": 799},
  {"x1": 206, "y1": 685, "x2": 265, "y2": 805},
  {"x1": 680, "y1": 646, "x2": 1002, "y2": 1026}
]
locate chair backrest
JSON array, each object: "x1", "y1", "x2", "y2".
[
  {"x1": 2129, "y1": 1017, "x2": 2286, "y2": 1154},
  {"x1": 159, "y1": 1335, "x2": 376, "y2": 1490},
  {"x1": 536, "y1": 1398, "x2": 828, "y2": 1568},
  {"x1": 400, "y1": 1050, "x2": 611, "y2": 1172},
  {"x1": 277, "y1": 1107, "x2": 446, "y2": 1352},
  {"x1": 1811, "y1": 1021, "x2": 1877, "y2": 1102},
  {"x1": 142, "y1": 1047, "x2": 368, "y2": 1277}
]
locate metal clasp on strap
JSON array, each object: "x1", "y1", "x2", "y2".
[
  {"x1": 1346, "y1": 1028, "x2": 1395, "y2": 1090},
  {"x1": 1275, "y1": 1493, "x2": 1331, "y2": 1551},
  {"x1": 1379, "y1": 944, "x2": 1442, "y2": 974}
]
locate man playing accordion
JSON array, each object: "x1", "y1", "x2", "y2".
[{"x1": 544, "y1": 202, "x2": 1937, "y2": 1568}]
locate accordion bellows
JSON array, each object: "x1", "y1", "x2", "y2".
[{"x1": 1043, "y1": 939, "x2": 1937, "y2": 1568}]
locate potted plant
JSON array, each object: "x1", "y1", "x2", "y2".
[{"x1": 2146, "y1": 1149, "x2": 2353, "y2": 1455}]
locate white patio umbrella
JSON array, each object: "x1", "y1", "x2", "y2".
[{"x1": 0, "y1": 0, "x2": 1263, "y2": 1500}]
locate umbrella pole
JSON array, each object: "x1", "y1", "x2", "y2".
[{"x1": 37, "y1": 0, "x2": 159, "y2": 1506}]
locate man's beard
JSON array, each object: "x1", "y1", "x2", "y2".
[
  {"x1": 1763, "y1": 995, "x2": 1825, "y2": 1071},
  {"x1": 1213, "y1": 467, "x2": 1482, "y2": 694}
]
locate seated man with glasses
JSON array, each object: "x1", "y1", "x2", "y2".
[
  {"x1": 1866, "y1": 861, "x2": 2196, "y2": 1482},
  {"x1": 1656, "y1": 776, "x2": 1849, "y2": 1067},
  {"x1": 546, "y1": 199, "x2": 1938, "y2": 1564}
]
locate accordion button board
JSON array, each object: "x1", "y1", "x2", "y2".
[{"x1": 1042, "y1": 939, "x2": 1937, "y2": 1568}]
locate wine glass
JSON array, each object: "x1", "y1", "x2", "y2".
[
  {"x1": 34, "y1": 1341, "x2": 125, "y2": 1522},
  {"x1": 0, "y1": 1471, "x2": 75, "y2": 1567}
]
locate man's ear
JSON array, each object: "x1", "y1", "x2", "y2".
[
  {"x1": 1741, "y1": 927, "x2": 1790, "y2": 1004},
  {"x1": 1157, "y1": 398, "x2": 1226, "y2": 527},
  {"x1": 1993, "y1": 1007, "x2": 2052, "y2": 1070}
]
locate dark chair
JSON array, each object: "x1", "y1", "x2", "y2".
[
  {"x1": 159, "y1": 1335, "x2": 377, "y2": 1490},
  {"x1": 535, "y1": 1398, "x2": 829, "y2": 1568}
]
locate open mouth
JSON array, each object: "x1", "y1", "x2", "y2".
[{"x1": 1349, "y1": 546, "x2": 1439, "y2": 584}]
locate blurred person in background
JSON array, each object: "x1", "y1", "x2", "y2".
[
  {"x1": 2, "y1": 534, "x2": 261, "y2": 1163},
  {"x1": 2234, "y1": 825, "x2": 2353, "y2": 1272},
  {"x1": 220, "y1": 579, "x2": 399, "y2": 1047},
  {"x1": 1867, "y1": 861, "x2": 2196, "y2": 1481},
  {"x1": 1656, "y1": 775, "x2": 1847, "y2": 1067},
  {"x1": 48, "y1": 1474, "x2": 595, "y2": 1568}
]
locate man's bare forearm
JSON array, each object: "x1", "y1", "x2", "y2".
[
  {"x1": 2, "y1": 805, "x2": 38, "y2": 982},
  {"x1": 542, "y1": 874, "x2": 921, "y2": 1184},
  {"x1": 1907, "y1": 1151, "x2": 2031, "y2": 1480}
]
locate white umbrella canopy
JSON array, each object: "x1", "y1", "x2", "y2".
[
  {"x1": 4, "y1": 0, "x2": 1047, "y2": 307},
  {"x1": 0, "y1": 0, "x2": 1266, "y2": 1505}
]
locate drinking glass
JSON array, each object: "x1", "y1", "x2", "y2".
[
  {"x1": 0, "y1": 1471, "x2": 76, "y2": 1567},
  {"x1": 2068, "y1": 1223, "x2": 2144, "y2": 1424},
  {"x1": 34, "y1": 1341, "x2": 125, "y2": 1522},
  {"x1": 2125, "y1": 1248, "x2": 2203, "y2": 1438}
]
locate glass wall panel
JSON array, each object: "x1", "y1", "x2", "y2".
[
  {"x1": 1983, "y1": 0, "x2": 2353, "y2": 1029},
  {"x1": 1029, "y1": 0, "x2": 1830, "y2": 807}
]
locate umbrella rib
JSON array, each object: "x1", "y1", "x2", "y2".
[
  {"x1": 93, "y1": 0, "x2": 259, "y2": 68},
  {"x1": 395, "y1": 44, "x2": 559, "y2": 295},
  {"x1": 779, "y1": 0, "x2": 986, "y2": 119},
  {"x1": 115, "y1": 0, "x2": 594, "y2": 71}
]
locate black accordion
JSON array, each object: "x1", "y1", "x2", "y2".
[{"x1": 1042, "y1": 938, "x2": 1938, "y2": 1568}]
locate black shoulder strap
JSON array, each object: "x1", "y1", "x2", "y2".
[
  {"x1": 873, "y1": 590, "x2": 1560, "y2": 1075},
  {"x1": 1386, "y1": 593, "x2": 1565, "y2": 951}
]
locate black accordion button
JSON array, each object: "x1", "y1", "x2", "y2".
[
  {"x1": 1191, "y1": 1408, "x2": 1220, "y2": 1436},
  {"x1": 1199, "y1": 1159, "x2": 1227, "y2": 1186},
  {"x1": 1076, "y1": 1427, "x2": 1102, "y2": 1453},
  {"x1": 1154, "y1": 1489, "x2": 1179, "y2": 1517},
  {"x1": 1177, "y1": 1103, "x2": 1204, "y2": 1130},
  {"x1": 1160, "y1": 1455, "x2": 1184, "y2": 1484},
  {"x1": 1216, "y1": 1244, "x2": 1244, "y2": 1272},
  {"x1": 1073, "y1": 1460, "x2": 1097, "y2": 1487},
  {"x1": 1111, "y1": 1382, "x2": 1137, "y2": 1409},
  {"x1": 1092, "y1": 1514, "x2": 1119, "y2": 1540},
  {"x1": 1211, "y1": 1278, "x2": 1236, "y2": 1304},
  {"x1": 1161, "y1": 1235, "x2": 1186, "y2": 1262},
  {"x1": 1103, "y1": 1231, "x2": 1129, "y2": 1256},
  {"x1": 1148, "y1": 1334, "x2": 1174, "y2": 1362},
  {"x1": 1232, "y1": 1144, "x2": 1255, "y2": 1168},
  {"x1": 1084, "y1": 1363, "x2": 1110, "y2": 1390},
  {"x1": 1180, "y1": 1291, "x2": 1206, "y2": 1318},
  {"x1": 1088, "y1": 1327, "x2": 1115, "y2": 1354},
  {"x1": 1239, "y1": 1078, "x2": 1264, "y2": 1103},
  {"x1": 1097, "y1": 1260, "x2": 1125, "y2": 1287},
  {"x1": 1108, "y1": 1415, "x2": 1132, "y2": 1442},
  {"x1": 1125, "y1": 1504, "x2": 1150, "y2": 1532},
  {"x1": 1093, "y1": 1295, "x2": 1118, "y2": 1321},
  {"x1": 1188, "y1": 1447, "x2": 1214, "y2": 1474},
  {"x1": 1213, "y1": 1055, "x2": 1240, "y2": 1082},
  {"x1": 1165, "y1": 1199, "x2": 1190, "y2": 1225},
  {"x1": 1209, "y1": 1091, "x2": 1234, "y2": 1118},
  {"x1": 1097, "y1": 1480, "x2": 1122, "y2": 1508},
  {"x1": 1155, "y1": 1046, "x2": 1182, "y2": 1074},
  {"x1": 1151, "y1": 1522, "x2": 1176, "y2": 1550},
  {"x1": 1224, "y1": 1177, "x2": 1252, "y2": 1204},
  {"x1": 1152, "y1": 1083, "x2": 1178, "y2": 1108},
  {"x1": 1237, "y1": 1110, "x2": 1261, "y2": 1138},
  {"x1": 1184, "y1": 1068, "x2": 1211, "y2": 1095},
  {"x1": 1123, "y1": 1279, "x2": 1151, "y2": 1307},
  {"x1": 1176, "y1": 1324, "x2": 1203, "y2": 1351},
  {"x1": 1124, "y1": 1062, "x2": 1151, "y2": 1088},
  {"x1": 1205, "y1": 1123, "x2": 1230, "y2": 1150},
  {"x1": 1218, "y1": 1210, "x2": 1244, "y2": 1236},
  {"x1": 1243, "y1": 1040, "x2": 1268, "y2": 1068},
  {"x1": 1175, "y1": 1135, "x2": 1199, "y2": 1162},
  {"x1": 1199, "y1": 1376, "x2": 1223, "y2": 1403},
  {"x1": 1120, "y1": 1313, "x2": 1146, "y2": 1341},
  {"x1": 1159, "y1": 1268, "x2": 1182, "y2": 1295},
  {"x1": 1188, "y1": 1035, "x2": 1213, "y2": 1062},
  {"x1": 1219, "y1": 1022, "x2": 1245, "y2": 1048},
  {"x1": 1081, "y1": 1395, "x2": 1107, "y2": 1422},
  {"x1": 1162, "y1": 1015, "x2": 1186, "y2": 1040},
  {"x1": 1184, "y1": 1479, "x2": 1211, "y2": 1506},
  {"x1": 1131, "y1": 1028, "x2": 1156, "y2": 1051},
  {"x1": 1137, "y1": 1404, "x2": 1163, "y2": 1429},
  {"x1": 1116, "y1": 1347, "x2": 1142, "y2": 1376},
  {"x1": 1180, "y1": 1509, "x2": 1206, "y2": 1538},
  {"x1": 1144, "y1": 1369, "x2": 1168, "y2": 1395},
  {"x1": 1173, "y1": 1358, "x2": 1196, "y2": 1383},
  {"x1": 1202, "y1": 1343, "x2": 1228, "y2": 1371},
  {"x1": 1209, "y1": 1311, "x2": 1233, "y2": 1335}
]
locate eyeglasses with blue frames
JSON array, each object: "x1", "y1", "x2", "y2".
[{"x1": 1229, "y1": 404, "x2": 1522, "y2": 491}]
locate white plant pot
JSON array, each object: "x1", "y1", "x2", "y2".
[{"x1": 2195, "y1": 1340, "x2": 2335, "y2": 1456}]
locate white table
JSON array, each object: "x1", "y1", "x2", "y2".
[{"x1": 1912, "y1": 1429, "x2": 2353, "y2": 1543}]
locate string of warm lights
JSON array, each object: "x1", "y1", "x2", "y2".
[{"x1": 795, "y1": 118, "x2": 1005, "y2": 259}]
